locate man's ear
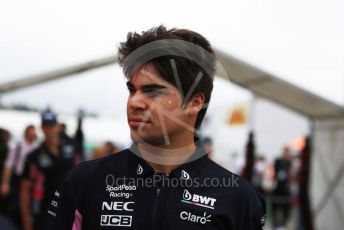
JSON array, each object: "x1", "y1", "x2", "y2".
[{"x1": 187, "y1": 93, "x2": 205, "y2": 116}]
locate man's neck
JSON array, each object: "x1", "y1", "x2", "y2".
[
  {"x1": 137, "y1": 141, "x2": 197, "y2": 175},
  {"x1": 25, "y1": 138, "x2": 35, "y2": 145},
  {"x1": 44, "y1": 140, "x2": 59, "y2": 156}
]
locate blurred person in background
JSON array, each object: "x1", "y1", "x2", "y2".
[
  {"x1": 1, "y1": 125, "x2": 39, "y2": 228},
  {"x1": 57, "y1": 123, "x2": 77, "y2": 163},
  {"x1": 289, "y1": 150, "x2": 301, "y2": 205},
  {"x1": 20, "y1": 111, "x2": 78, "y2": 230},
  {"x1": 272, "y1": 146, "x2": 292, "y2": 229},
  {"x1": 73, "y1": 112, "x2": 85, "y2": 163},
  {"x1": 242, "y1": 131, "x2": 255, "y2": 182},
  {"x1": 57, "y1": 123, "x2": 72, "y2": 150},
  {"x1": 103, "y1": 141, "x2": 119, "y2": 155},
  {"x1": 232, "y1": 152, "x2": 245, "y2": 175},
  {"x1": 252, "y1": 155, "x2": 267, "y2": 195},
  {"x1": 0, "y1": 128, "x2": 11, "y2": 216},
  {"x1": 92, "y1": 141, "x2": 119, "y2": 159},
  {"x1": 57, "y1": 112, "x2": 85, "y2": 164},
  {"x1": 200, "y1": 136, "x2": 213, "y2": 157}
]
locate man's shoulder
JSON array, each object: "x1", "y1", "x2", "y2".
[
  {"x1": 24, "y1": 145, "x2": 42, "y2": 162},
  {"x1": 204, "y1": 160, "x2": 266, "y2": 228},
  {"x1": 203, "y1": 158, "x2": 265, "y2": 205},
  {"x1": 202, "y1": 157, "x2": 241, "y2": 181}
]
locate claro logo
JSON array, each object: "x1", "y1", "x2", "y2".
[
  {"x1": 102, "y1": 201, "x2": 134, "y2": 211},
  {"x1": 182, "y1": 190, "x2": 216, "y2": 209},
  {"x1": 180, "y1": 211, "x2": 211, "y2": 224}
]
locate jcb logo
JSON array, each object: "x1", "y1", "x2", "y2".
[{"x1": 100, "y1": 215, "x2": 132, "y2": 226}]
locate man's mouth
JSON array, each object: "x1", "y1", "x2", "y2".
[{"x1": 128, "y1": 115, "x2": 151, "y2": 128}]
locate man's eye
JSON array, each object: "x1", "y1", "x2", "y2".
[
  {"x1": 127, "y1": 88, "x2": 135, "y2": 94},
  {"x1": 144, "y1": 90, "x2": 162, "y2": 97}
]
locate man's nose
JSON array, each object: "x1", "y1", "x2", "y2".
[{"x1": 128, "y1": 92, "x2": 147, "y2": 110}]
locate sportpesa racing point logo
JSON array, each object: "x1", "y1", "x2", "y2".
[{"x1": 123, "y1": 39, "x2": 229, "y2": 165}]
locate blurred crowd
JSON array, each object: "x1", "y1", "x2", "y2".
[
  {"x1": 251, "y1": 147, "x2": 303, "y2": 230},
  {"x1": 241, "y1": 143, "x2": 306, "y2": 230},
  {"x1": 0, "y1": 111, "x2": 120, "y2": 230}
]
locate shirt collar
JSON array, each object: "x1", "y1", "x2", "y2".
[
  {"x1": 127, "y1": 142, "x2": 208, "y2": 180},
  {"x1": 39, "y1": 142, "x2": 62, "y2": 158},
  {"x1": 128, "y1": 144, "x2": 154, "y2": 177}
]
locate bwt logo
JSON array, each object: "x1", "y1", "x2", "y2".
[
  {"x1": 100, "y1": 215, "x2": 132, "y2": 227},
  {"x1": 102, "y1": 201, "x2": 134, "y2": 211},
  {"x1": 182, "y1": 190, "x2": 216, "y2": 210}
]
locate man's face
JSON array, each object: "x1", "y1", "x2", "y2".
[
  {"x1": 42, "y1": 124, "x2": 59, "y2": 142},
  {"x1": 126, "y1": 64, "x2": 196, "y2": 146},
  {"x1": 25, "y1": 127, "x2": 37, "y2": 143}
]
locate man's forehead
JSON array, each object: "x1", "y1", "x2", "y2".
[{"x1": 129, "y1": 65, "x2": 171, "y2": 87}]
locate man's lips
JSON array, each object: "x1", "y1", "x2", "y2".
[{"x1": 128, "y1": 115, "x2": 151, "y2": 128}]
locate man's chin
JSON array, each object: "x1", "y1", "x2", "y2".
[
  {"x1": 130, "y1": 132, "x2": 161, "y2": 146},
  {"x1": 130, "y1": 132, "x2": 147, "y2": 144}
]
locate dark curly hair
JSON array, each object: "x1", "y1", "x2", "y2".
[{"x1": 117, "y1": 25, "x2": 216, "y2": 130}]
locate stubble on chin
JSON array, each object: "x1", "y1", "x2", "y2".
[{"x1": 130, "y1": 130, "x2": 165, "y2": 146}]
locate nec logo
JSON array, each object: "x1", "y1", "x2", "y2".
[
  {"x1": 100, "y1": 215, "x2": 132, "y2": 227},
  {"x1": 182, "y1": 190, "x2": 216, "y2": 209},
  {"x1": 102, "y1": 201, "x2": 134, "y2": 211}
]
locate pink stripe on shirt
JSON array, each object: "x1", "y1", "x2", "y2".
[{"x1": 72, "y1": 209, "x2": 82, "y2": 230}]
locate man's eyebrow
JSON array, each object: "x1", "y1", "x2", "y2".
[
  {"x1": 126, "y1": 82, "x2": 166, "y2": 91},
  {"x1": 141, "y1": 84, "x2": 167, "y2": 91}
]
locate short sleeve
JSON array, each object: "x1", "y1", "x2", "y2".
[
  {"x1": 4, "y1": 142, "x2": 16, "y2": 169},
  {"x1": 242, "y1": 190, "x2": 266, "y2": 230},
  {"x1": 43, "y1": 179, "x2": 76, "y2": 229},
  {"x1": 43, "y1": 162, "x2": 91, "y2": 229},
  {"x1": 233, "y1": 179, "x2": 266, "y2": 230}
]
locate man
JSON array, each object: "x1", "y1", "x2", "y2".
[
  {"x1": 21, "y1": 111, "x2": 77, "y2": 230},
  {"x1": 57, "y1": 123, "x2": 79, "y2": 163},
  {"x1": 1, "y1": 125, "x2": 39, "y2": 227},
  {"x1": 0, "y1": 128, "x2": 11, "y2": 216},
  {"x1": 44, "y1": 25, "x2": 265, "y2": 229},
  {"x1": 272, "y1": 146, "x2": 292, "y2": 228},
  {"x1": 92, "y1": 141, "x2": 120, "y2": 160}
]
